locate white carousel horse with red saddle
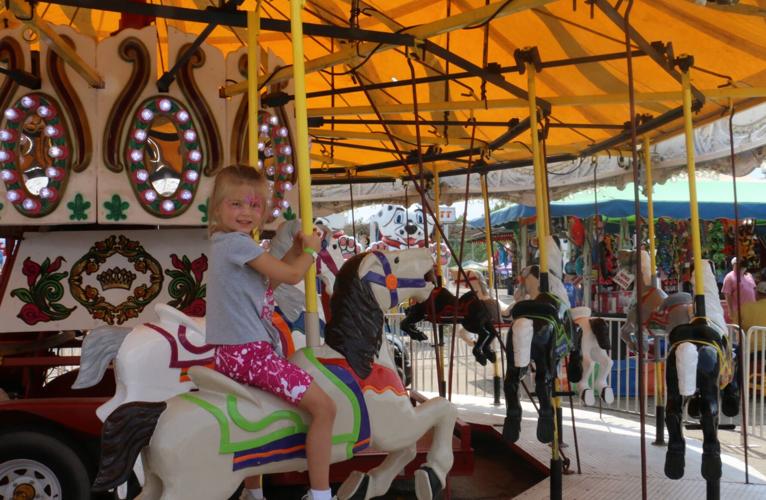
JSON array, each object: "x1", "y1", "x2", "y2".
[
  {"x1": 512, "y1": 237, "x2": 613, "y2": 407},
  {"x1": 92, "y1": 248, "x2": 457, "y2": 500}
]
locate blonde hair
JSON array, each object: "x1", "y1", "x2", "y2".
[{"x1": 208, "y1": 164, "x2": 269, "y2": 236}]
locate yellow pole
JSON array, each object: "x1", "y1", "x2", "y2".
[
  {"x1": 682, "y1": 68, "x2": 705, "y2": 313},
  {"x1": 539, "y1": 146, "x2": 550, "y2": 237},
  {"x1": 480, "y1": 174, "x2": 494, "y2": 290},
  {"x1": 527, "y1": 62, "x2": 547, "y2": 275},
  {"x1": 290, "y1": 0, "x2": 319, "y2": 346},
  {"x1": 247, "y1": 6, "x2": 261, "y2": 170},
  {"x1": 433, "y1": 168, "x2": 443, "y2": 281},
  {"x1": 643, "y1": 136, "x2": 656, "y2": 277},
  {"x1": 644, "y1": 135, "x2": 665, "y2": 420}
]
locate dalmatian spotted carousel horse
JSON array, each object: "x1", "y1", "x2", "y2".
[
  {"x1": 503, "y1": 236, "x2": 584, "y2": 444},
  {"x1": 92, "y1": 248, "x2": 457, "y2": 500},
  {"x1": 663, "y1": 259, "x2": 737, "y2": 482}
]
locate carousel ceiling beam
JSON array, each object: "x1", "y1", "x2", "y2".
[
  {"x1": 9, "y1": 0, "x2": 104, "y2": 88},
  {"x1": 421, "y1": 40, "x2": 550, "y2": 113},
  {"x1": 220, "y1": 0, "x2": 555, "y2": 97},
  {"x1": 578, "y1": 106, "x2": 685, "y2": 157},
  {"x1": 302, "y1": 49, "x2": 647, "y2": 101},
  {"x1": 157, "y1": 0, "x2": 245, "y2": 92},
  {"x1": 593, "y1": 0, "x2": 705, "y2": 106},
  {"x1": 313, "y1": 117, "x2": 526, "y2": 127},
  {"x1": 35, "y1": 0, "x2": 417, "y2": 45},
  {"x1": 308, "y1": 128, "x2": 491, "y2": 148},
  {"x1": 695, "y1": 1, "x2": 766, "y2": 18},
  {"x1": 315, "y1": 118, "x2": 528, "y2": 174},
  {"x1": 313, "y1": 138, "x2": 403, "y2": 154},
  {"x1": 307, "y1": 86, "x2": 766, "y2": 116}
]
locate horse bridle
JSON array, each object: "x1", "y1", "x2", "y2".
[{"x1": 361, "y1": 251, "x2": 428, "y2": 309}]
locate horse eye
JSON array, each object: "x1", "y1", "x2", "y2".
[
  {"x1": 332, "y1": 244, "x2": 338, "y2": 249},
  {"x1": 394, "y1": 256, "x2": 400, "y2": 264}
]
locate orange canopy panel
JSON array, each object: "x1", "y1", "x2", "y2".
[{"x1": 2, "y1": 0, "x2": 766, "y2": 187}]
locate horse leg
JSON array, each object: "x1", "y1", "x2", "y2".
[
  {"x1": 337, "y1": 446, "x2": 416, "y2": 500},
  {"x1": 579, "y1": 349, "x2": 596, "y2": 407},
  {"x1": 721, "y1": 342, "x2": 740, "y2": 418},
  {"x1": 503, "y1": 328, "x2": 526, "y2": 443},
  {"x1": 368, "y1": 398, "x2": 457, "y2": 500},
  {"x1": 664, "y1": 349, "x2": 686, "y2": 479},
  {"x1": 479, "y1": 324, "x2": 497, "y2": 364},
  {"x1": 470, "y1": 326, "x2": 488, "y2": 366},
  {"x1": 698, "y1": 345, "x2": 722, "y2": 482},
  {"x1": 135, "y1": 471, "x2": 162, "y2": 500},
  {"x1": 533, "y1": 344, "x2": 554, "y2": 444},
  {"x1": 592, "y1": 347, "x2": 614, "y2": 404}
]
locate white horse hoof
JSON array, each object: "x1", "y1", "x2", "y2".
[
  {"x1": 601, "y1": 387, "x2": 615, "y2": 405},
  {"x1": 337, "y1": 471, "x2": 369, "y2": 500},
  {"x1": 581, "y1": 388, "x2": 595, "y2": 407}
]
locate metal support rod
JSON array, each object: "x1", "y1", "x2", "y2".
[
  {"x1": 0, "y1": 66, "x2": 41, "y2": 89},
  {"x1": 645, "y1": 135, "x2": 666, "y2": 446},
  {"x1": 594, "y1": 0, "x2": 705, "y2": 105},
  {"x1": 300, "y1": 49, "x2": 647, "y2": 101},
  {"x1": 423, "y1": 39, "x2": 551, "y2": 113},
  {"x1": 38, "y1": 0, "x2": 418, "y2": 45},
  {"x1": 156, "y1": 0, "x2": 245, "y2": 91},
  {"x1": 624, "y1": 4, "x2": 648, "y2": 498},
  {"x1": 290, "y1": 0, "x2": 319, "y2": 347}
]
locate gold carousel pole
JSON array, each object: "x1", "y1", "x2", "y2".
[
  {"x1": 527, "y1": 56, "x2": 561, "y2": 500},
  {"x1": 681, "y1": 55, "x2": 719, "y2": 500},
  {"x1": 645, "y1": 136, "x2": 666, "y2": 446},
  {"x1": 433, "y1": 169, "x2": 444, "y2": 281},
  {"x1": 480, "y1": 173, "x2": 503, "y2": 406},
  {"x1": 681, "y1": 64, "x2": 705, "y2": 316},
  {"x1": 290, "y1": 0, "x2": 320, "y2": 347},
  {"x1": 247, "y1": 4, "x2": 261, "y2": 170}
]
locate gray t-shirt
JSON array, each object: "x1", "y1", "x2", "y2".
[{"x1": 206, "y1": 232, "x2": 281, "y2": 351}]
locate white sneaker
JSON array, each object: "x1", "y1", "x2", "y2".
[{"x1": 300, "y1": 493, "x2": 337, "y2": 500}]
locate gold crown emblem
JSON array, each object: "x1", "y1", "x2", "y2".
[{"x1": 96, "y1": 267, "x2": 137, "y2": 291}]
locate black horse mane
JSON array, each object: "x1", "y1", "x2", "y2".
[{"x1": 324, "y1": 252, "x2": 385, "y2": 379}]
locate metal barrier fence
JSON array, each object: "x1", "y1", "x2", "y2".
[
  {"x1": 744, "y1": 326, "x2": 766, "y2": 439},
  {"x1": 389, "y1": 313, "x2": 760, "y2": 438}
]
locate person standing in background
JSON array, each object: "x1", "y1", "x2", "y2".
[{"x1": 722, "y1": 257, "x2": 757, "y2": 322}]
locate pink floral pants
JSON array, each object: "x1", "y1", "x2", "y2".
[{"x1": 214, "y1": 341, "x2": 313, "y2": 404}]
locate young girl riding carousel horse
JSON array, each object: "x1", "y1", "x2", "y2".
[{"x1": 207, "y1": 165, "x2": 337, "y2": 500}]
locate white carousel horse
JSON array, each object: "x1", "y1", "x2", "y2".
[
  {"x1": 93, "y1": 249, "x2": 457, "y2": 500},
  {"x1": 512, "y1": 239, "x2": 613, "y2": 407}
]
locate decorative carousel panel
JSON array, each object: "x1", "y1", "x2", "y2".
[
  {"x1": 96, "y1": 27, "x2": 224, "y2": 225},
  {"x1": 225, "y1": 47, "x2": 299, "y2": 231},
  {"x1": 0, "y1": 25, "x2": 97, "y2": 224},
  {"x1": 0, "y1": 229, "x2": 208, "y2": 332}
]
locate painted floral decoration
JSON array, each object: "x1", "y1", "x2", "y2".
[
  {"x1": 165, "y1": 253, "x2": 207, "y2": 317},
  {"x1": 11, "y1": 256, "x2": 75, "y2": 325}
]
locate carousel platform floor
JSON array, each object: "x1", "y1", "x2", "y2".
[{"x1": 428, "y1": 392, "x2": 766, "y2": 499}]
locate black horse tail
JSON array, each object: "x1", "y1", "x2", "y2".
[{"x1": 92, "y1": 401, "x2": 166, "y2": 492}]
